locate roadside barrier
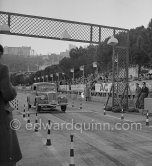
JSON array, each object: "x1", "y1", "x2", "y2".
[
  {"x1": 60, "y1": 90, "x2": 135, "y2": 100},
  {"x1": 121, "y1": 109, "x2": 124, "y2": 120},
  {"x1": 46, "y1": 120, "x2": 51, "y2": 146},
  {"x1": 23, "y1": 104, "x2": 26, "y2": 118},
  {"x1": 34, "y1": 113, "x2": 38, "y2": 132},
  {"x1": 69, "y1": 134, "x2": 75, "y2": 166}
]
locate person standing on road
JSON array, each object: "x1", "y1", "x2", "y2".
[
  {"x1": 135, "y1": 83, "x2": 141, "y2": 108},
  {"x1": 84, "y1": 83, "x2": 91, "y2": 101},
  {"x1": 0, "y1": 44, "x2": 22, "y2": 166},
  {"x1": 138, "y1": 82, "x2": 149, "y2": 109}
]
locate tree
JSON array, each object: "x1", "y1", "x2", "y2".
[{"x1": 131, "y1": 27, "x2": 150, "y2": 76}]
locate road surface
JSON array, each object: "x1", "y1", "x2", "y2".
[{"x1": 11, "y1": 92, "x2": 152, "y2": 166}]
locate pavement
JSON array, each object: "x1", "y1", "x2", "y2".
[{"x1": 10, "y1": 92, "x2": 152, "y2": 166}]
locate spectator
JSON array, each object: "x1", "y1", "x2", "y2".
[
  {"x1": 134, "y1": 83, "x2": 141, "y2": 108},
  {"x1": 138, "y1": 82, "x2": 149, "y2": 109}
]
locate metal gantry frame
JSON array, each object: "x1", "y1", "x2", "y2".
[{"x1": 0, "y1": 11, "x2": 129, "y2": 109}]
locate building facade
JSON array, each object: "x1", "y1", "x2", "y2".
[{"x1": 4, "y1": 46, "x2": 32, "y2": 57}]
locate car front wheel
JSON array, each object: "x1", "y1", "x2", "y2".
[
  {"x1": 28, "y1": 104, "x2": 31, "y2": 109},
  {"x1": 61, "y1": 105, "x2": 67, "y2": 112},
  {"x1": 36, "y1": 104, "x2": 41, "y2": 112}
]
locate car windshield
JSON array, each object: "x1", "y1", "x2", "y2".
[{"x1": 37, "y1": 84, "x2": 56, "y2": 92}]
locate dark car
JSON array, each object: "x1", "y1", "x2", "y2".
[{"x1": 27, "y1": 82, "x2": 68, "y2": 112}]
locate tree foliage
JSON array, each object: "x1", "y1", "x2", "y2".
[{"x1": 9, "y1": 18, "x2": 152, "y2": 85}]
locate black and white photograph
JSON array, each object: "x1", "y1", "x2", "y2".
[{"x1": 0, "y1": 0, "x2": 152, "y2": 165}]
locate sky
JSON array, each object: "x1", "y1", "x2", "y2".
[{"x1": 0, "y1": 0, "x2": 152, "y2": 54}]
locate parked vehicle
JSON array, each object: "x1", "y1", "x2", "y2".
[{"x1": 27, "y1": 82, "x2": 68, "y2": 112}]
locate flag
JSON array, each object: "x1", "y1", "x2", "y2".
[
  {"x1": 93, "y1": 62, "x2": 97, "y2": 68},
  {"x1": 70, "y1": 68, "x2": 74, "y2": 72}
]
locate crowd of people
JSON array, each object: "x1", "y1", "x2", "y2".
[
  {"x1": 131, "y1": 73, "x2": 152, "y2": 81},
  {"x1": 59, "y1": 72, "x2": 112, "y2": 88}
]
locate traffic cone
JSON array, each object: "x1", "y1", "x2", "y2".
[
  {"x1": 146, "y1": 110, "x2": 149, "y2": 126},
  {"x1": 79, "y1": 100, "x2": 82, "y2": 109},
  {"x1": 16, "y1": 100, "x2": 19, "y2": 111},
  {"x1": 46, "y1": 120, "x2": 51, "y2": 146},
  {"x1": 27, "y1": 112, "x2": 30, "y2": 123},
  {"x1": 34, "y1": 113, "x2": 38, "y2": 132},
  {"x1": 121, "y1": 108, "x2": 124, "y2": 120},
  {"x1": 23, "y1": 104, "x2": 26, "y2": 118},
  {"x1": 104, "y1": 105, "x2": 106, "y2": 115},
  {"x1": 69, "y1": 134, "x2": 75, "y2": 166}
]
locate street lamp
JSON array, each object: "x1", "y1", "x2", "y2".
[
  {"x1": 107, "y1": 36, "x2": 118, "y2": 46},
  {"x1": 80, "y1": 66, "x2": 84, "y2": 84},
  {"x1": 107, "y1": 35, "x2": 118, "y2": 108},
  {"x1": 70, "y1": 68, "x2": 74, "y2": 82}
]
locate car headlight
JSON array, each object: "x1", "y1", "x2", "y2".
[{"x1": 41, "y1": 95, "x2": 46, "y2": 100}]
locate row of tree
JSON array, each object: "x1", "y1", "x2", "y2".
[{"x1": 10, "y1": 18, "x2": 152, "y2": 85}]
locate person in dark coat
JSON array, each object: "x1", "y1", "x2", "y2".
[
  {"x1": 0, "y1": 44, "x2": 22, "y2": 166},
  {"x1": 138, "y1": 82, "x2": 149, "y2": 109},
  {"x1": 84, "y1": 83, "x2": 91, "y2": 101},
  {"x1": 135, "y1": 83, "x2": 141, "y2": 108}
]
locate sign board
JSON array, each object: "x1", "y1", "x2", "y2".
[
  {"x1": 59, "y1": 80, "x2": 152, "y2": 94},
  {"x1": 71, "y1": 84, "x2": 85, "y2": 91},
  {"x1": 95, "y1": 83, "x2": 112, "y2": 93}
]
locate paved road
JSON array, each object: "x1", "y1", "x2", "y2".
[{"x1": 11, "y1": 92, "x2": 152, "y2": 166}]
